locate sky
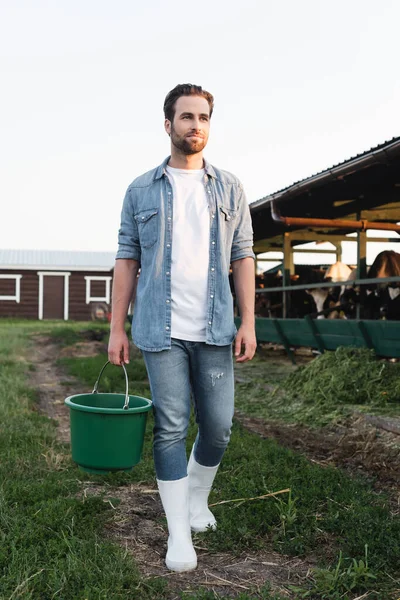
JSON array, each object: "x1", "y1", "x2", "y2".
[{"x1": 1, "y1": 0, "x2": 399, "y2": 261}]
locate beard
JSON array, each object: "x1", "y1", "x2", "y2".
[{"x1": 170, "y1": 125, "x2": 207, "y2": 155}]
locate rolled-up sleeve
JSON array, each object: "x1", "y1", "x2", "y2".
[
  {"x1": 231, "y1": 184, "x2": 255, "y2": 263},
  {"x1": 116, "y1": 187, "x2": 141, "y2": 263}
]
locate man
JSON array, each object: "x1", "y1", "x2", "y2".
[{"x1": 108, "y1": 84, "x2": 256, "y2": 572}]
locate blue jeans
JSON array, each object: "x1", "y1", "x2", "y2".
[{"x1": 142, "y1": 339, "x2": 234, "y2": 480}]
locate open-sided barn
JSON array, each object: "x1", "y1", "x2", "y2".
[
  {"x1": 0, "y1": 250, "x2": 115, "y2": 321},
  {"x1": 248, "y1": 136, "x2": 400, "y2": 359},
  {"x1": 251, "y1": 136, "x2": 400, "y2": 263}
]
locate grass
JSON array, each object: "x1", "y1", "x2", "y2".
[
  {"x1": 0, "y1": 323, "x2": 166, "y2": 600},
  {"x1": 49, "y1": 323, "x2": 110, "y2": 346},
  {"x1": 282, "y1": 346, "x2": 400, "y2": 405},
  {"x1": 59, "y1": 352, "x2": 150, "y2": 400},
  {"x1": 1, "y1": 321, "x2": 400, "y2": 598},
  {"x1": 234, "y1": 348, "x2": 400, "y2": 426},
  {"x1": 290, "y1": 546, "x2": 378, "y2": 599},
  {"x1": 56, "y1": 329, "x2": 400, "y2": 598}
]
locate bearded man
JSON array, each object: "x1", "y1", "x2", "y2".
[{"x1": 108, "y1": 83, "x2": 256, "y2": 572}]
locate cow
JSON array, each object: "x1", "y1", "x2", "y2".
[
  {"x1": 255, "y1": 270, "x2": 286, "y2": 317},
  {"x1": 256, "y1": 264, "x2": 352, "y2": 319},
  {"x1": 364, "y1": 250, "x2": 400, "y2": 320},
  {"x1": 291, "y1": 266, "x2": 331, "y2": 318},
  {"x1": 338, "y1": 251, "x2": 400, "y2": 320},
  {"x1": 307, "y1": 262, "x2": 353, "y2": 319},
  {"x1": 336, "y1": 268, "x2": 358, "y2": 319}
]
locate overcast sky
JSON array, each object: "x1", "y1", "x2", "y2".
[{"x1": 1, "y1": 0, "x2": 399, "y2": 259}]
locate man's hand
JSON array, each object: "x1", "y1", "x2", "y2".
[
  {"x1": 234, "y1": 324, "x2": 257, "y2": 363},
  {"x1": 108, "y1": 330, "x2": 130, "y2": 365}
]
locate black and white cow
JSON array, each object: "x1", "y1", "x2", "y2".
[
  {"x1": 337, "y1": 251, "x2": 400, "y2": 320},
  {"x1": 256, "y1": 263, "x2": 358, "y2": 319},
  {"x1": 364, "y1": 250, "x2": 400, "y2": 320}
]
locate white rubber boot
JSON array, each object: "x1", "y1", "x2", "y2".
[
  {"x1": 156, "y1": 476, "x2": 197, "y2": 572},
  {"x1": 187, "y1": 447, "x2": 219, "y2": 533}
]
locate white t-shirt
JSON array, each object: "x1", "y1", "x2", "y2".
[{"x1": 166, "y1": 165, "x2": 210, "y2": 342}]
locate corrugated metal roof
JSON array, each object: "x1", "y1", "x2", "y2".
[
  {"x1": 251, "y1": 135, "x2": 400, "y2": 210},
  {"x1": 0, "y1": 249, "x2": 115, "y2": 271}
]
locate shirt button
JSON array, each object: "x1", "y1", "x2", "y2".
[
  {"x1": 166, "y1": 271, "x2": 170, "y2": 275},
  {"x1": 211, "y1": 268, "x2": 215, "y2": 272},
  {"x1": 210, "y1": 295, "x2": 214, "y2": 298},
  {"x1": 166, "y1": 299, "x2": 170, "y2": 303},
  {"x1": 207, "y1": 190, "x2": 211, "y2": 194},
  {"x1": 166, "y1": 326, "x2": 170, "y2": 330},
  {"x1": 212, "y1": 241, "x2": 215, "y2": 245},
  {"x1": 208, "y1": 321, "x2": 212, "y2": 325},
  {"x1": 141, "y1": 216, "x2": 145, "y2": 220},
  {"x1": 167, "y1": 244, "x2": 171, "y2": 248},
  {"x1": 168, "y1": 191, "x2": 171, "y2": 195},
  {"x1": 168, "y1": 217, "x2": 171, "y2": 221},
  {"x1": 212, "y1": 215, "x2": 215, "y2": 219}
]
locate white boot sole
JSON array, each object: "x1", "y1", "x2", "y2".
[
  {"x1": 191, "y1": 520, "x2": 217, "y2": 533},
  {"x1": 165, "y1": 557, "x2": 197, "y2": 572}
]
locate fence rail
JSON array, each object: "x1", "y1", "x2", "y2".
[{"x1": 256, "y1": 275, "x2": 400, "y2": 294}]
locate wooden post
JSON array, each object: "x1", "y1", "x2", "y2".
[
  {"x1": 356, "y1": 217, "x2": 367, "y2": 319},
  {"x1": 335, "y1": 242, "x2": 342, "y2": 263},
  {"x1": 357, "y1": 232, "x2": 367, "y2": 278},
  {"x1": 283, "y1": 233, "x2": 292, "y2": 318}
]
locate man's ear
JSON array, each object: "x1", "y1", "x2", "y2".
[{"x1": 164, "y1": 119, "x2": 171, "y2": 136}]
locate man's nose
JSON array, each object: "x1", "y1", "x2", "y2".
[{"x1": 191, "y1": 118, "x2": 202, "y2": 130}]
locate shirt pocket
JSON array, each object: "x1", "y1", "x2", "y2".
[
  {"x1": 134, "y1": 208, "x2": 159, "y2": 249},
  {"x1": 219, "y1": 206, "x2": 237, "y2": 223}
]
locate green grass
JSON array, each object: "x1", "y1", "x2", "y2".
[
  {"x1": 49, "y1": 323, "x2": 110, "y2": 346},
  {"x1": 0, "y1": 322, "x2": 287, "y2": 599},
  {"x1": 234, "y1": 348, "x2": 400, "y2": 426},
  {"x1": 183, "y1": 588, "x2": 286, "y2": 600},
  {"x1": 58, "y1": 347, "x2": 400, "y2": 567},
  {"x1": 0, "y1": 325, "x2": 166, "y2": 600},
  {"x1": 59, "y1": 352, "x2": 150, "y2": 399},
  {"x1": 58, "y1": 335, "x2": 400, "y2": 598},
  {"x1": 2, "y1": 321, "x2": 400, "y2": 599}
]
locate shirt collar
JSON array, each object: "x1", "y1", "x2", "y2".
[{"x1": 154, "y1": 156, "x2": 217, "y2": 180}]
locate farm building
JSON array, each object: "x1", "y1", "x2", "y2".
[
  {"x1": 0, "y1": 249, "x2": 115, "y2": 321},
  {"x1": 250, "y1": 136, "x2": 400, "y2": 271},
  {"x1": 248, "y1": 136, "x2": 400, "y2": 358}
]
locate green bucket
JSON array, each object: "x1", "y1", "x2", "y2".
[{"x1": 65, "y1": 361, "x2": 152, "y2": 474}]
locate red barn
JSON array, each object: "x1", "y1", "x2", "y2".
[{"x1": 0, "y1": 249, "x2": 115, "y2": 321}]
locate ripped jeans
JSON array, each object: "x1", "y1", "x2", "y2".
[{"x1": 142, "y1": 339, "x2": 234, "y2": 481}]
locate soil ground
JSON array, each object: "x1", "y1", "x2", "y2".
[{"x1": 29, "y1": 334, "x2": 400, "y2": 597}]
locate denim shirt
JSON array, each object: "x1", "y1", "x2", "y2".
[{"x1": 116, "y1": 156, "x2": 254, "y2": 352}]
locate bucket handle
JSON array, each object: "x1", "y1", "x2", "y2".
[{"x1": 92, "y1": 361, "x2": 130, "y2": 410}]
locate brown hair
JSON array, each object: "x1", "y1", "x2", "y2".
[{"x1": 163, "y1": 84, "x2": 214, "y2": 122}]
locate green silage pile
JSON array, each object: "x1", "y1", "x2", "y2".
[{"x1": 282, "y1": 347, "x2": 400, "y2": 407}]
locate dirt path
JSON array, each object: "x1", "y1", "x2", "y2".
[
  {"x1": 29, "y1": 335, "x2": 312, "y2": 598},
  {"x1": 30, "y1": 334, "x2": 78, "y2": 444},
  {"x1": 235, "y1": 412, "x2": 400, "y2": 513}
]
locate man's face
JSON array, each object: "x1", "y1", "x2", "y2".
[{"x1": 165, "y1": 95, "x2": 210, "y2": 155}]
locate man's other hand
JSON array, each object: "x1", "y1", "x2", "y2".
[
  {"x1": 108, "y1": 330, "x2": 130, "y2": 365},
  {"x1": 234, "y1": 325, "x2": 257, "y2": 363}
]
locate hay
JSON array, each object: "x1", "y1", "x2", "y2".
[{"x1": 281, "y1": 347, "x2": 400, "y2": 407}]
